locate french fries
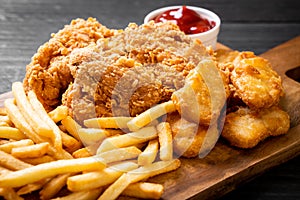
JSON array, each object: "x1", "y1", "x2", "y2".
[
  {"x1": 127, "y1": 101, "x2": 176, "y2": 131},
  {"x1": 12, "y1": 82, "x2": 54, "y2": 141},
  {"x1": 98, "y1": 159, "x2": 181, "y2": 200},
  {"x1": 0, "y1": 150, "x2": 32, "y2": 170},
  {"x1": 97, "y1": 146, "x2": 142, "y2": 164},
  {"x1": 61, "y1": 116, "x2": 81, "y2": 141},
  {"x1": 0, "y1": 139, "x2": 34, "y2": 153},
  {"x1": 52, "y1": 188, "x2": 103, "y2": 200},
  {"x1": 48, "y1": 105, "x2": 69, "y2": 123},
  {"x1": 40, "y1": 173, "x2": 71, "y2": 200},
  {"x1": 0, "y1": 81, "x2": 188, "y2": 200},
  {"x1": 78, "y1": 128, "x2": 109, "y2": 146},
  {"x1": 0, "y1": 187, "x2": 24, "y2": 200},
  {"x1": 21, "y1": 155, "x2": 55, "y2": 165},
  {"x1": 0, "y1": 157, "x2": 106, "y2": 188},
  {"x1": 0, "y1": 126, "x2": 26, "y2": 140},
  {"x1": 84, "y1": 117, "x2": 133, "y2": 129},
  {"x1": 27, "y1": 90, "x2": 63, "y2": 149},
  {"x1": 97, "y1": 126, "x2": 157, "y2": 153},
  {"x1": 11, "y1": 142, "x2": 49, "y2": 159},
  {"x1": 4, "y1": 98, "x2": 72, "y2": 160},
  {"x1": 138, "y1": 140, "x2": 159, "y2": 166},
  {"x1": 67, "y1": 161, "x2": 138, "y2": 192},
  {"x1": 157, "y1": 122, "x2": 173, "y2": 161}
]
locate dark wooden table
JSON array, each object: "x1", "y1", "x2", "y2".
[{"x1": 0, "y1": 0, "x2": 299, "y2": 199}]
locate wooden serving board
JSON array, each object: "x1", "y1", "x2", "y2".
[{"x1": 1, "y1": 37, "x2": 300, "y2": 200}]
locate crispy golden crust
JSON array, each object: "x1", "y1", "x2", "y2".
[
  {"x1": 23, "y1": 18, "x2": 118, "y2": 111},
  {"x1": 221, "y1": 106, "x2": 290, "y2": 148},
  {"x1": 167, "y1": 112, "x2": 205, "y2": 158},
  {"x1": 231, "y1": 52, "x2": 283, "y2": 109},
  {"x1": 215, "y1": 50, "x2": 284, "y2": 110},
  {"x1": 67, "y1": 21, "x2": 211, "y2": 122}
]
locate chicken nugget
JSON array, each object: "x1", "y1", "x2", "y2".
[
  {"x1": 222, "y1": 106, "x2": 290, "y2": 148},
  {"x1": 231, "y1": 52, "x2": 283, "y2": 109}
]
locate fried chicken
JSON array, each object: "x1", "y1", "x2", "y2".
[
  {"x1": 167, "y1": 112, "x2": 221, "y2": 158},
  {"x1": 65, "y1": 21, "x2": 212, "y2": 123},
  {"x1": 171, "y1": 59, "x2": 229, "y2": 126},
  {"x1": 222, "y1": 106, "x2": 290, "y2": 148},
  {"x1": 215, "y1": 50, "x2": 284, "y2": 110},
  {"x1": 23, "y1": 18, "x2": 119, "y2": 111}
]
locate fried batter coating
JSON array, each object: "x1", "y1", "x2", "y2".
[
  {"x1": 23, "y1": 18, "x2": 118, "y2": 111},
  {"x1": 167, "y1": 112, "x2": 221, "y2": 158},
  {"x1": 66, "y1": 21, "x2": 211, "y2": 122},
  {"x1": 215, "y1": 50, "x2": 284, "y2": 110},
  {"x1": 222, "y1": 106, "x2": 290, "y2": 148},
  {"x1": 231, "y1": 52, "x2": 283, "y2": 109},
  {"x1": 171, "y1": 59, "x2": 229, "y2": 126}
]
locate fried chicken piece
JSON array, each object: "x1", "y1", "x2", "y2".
[
  {"x1": 167, "y1": 112, "x2": 220, "y2": 158},
  {"x1": 231, "y1": 52, "x2": 284, "y2": 109},
  {"x1": 65, "y1": 21, "x2": 212, "y2": 123},
  {"x1": 221, "y1": 106, "x2": 290, "y2": 148},
  {"x1": 23, "y1": 18, "x2": 118, "y2": 111},
  {"x1": 215, "y1": 50, "x2": 284, "y2": 110},
  {"x1": 171, "y1": 59, "x2": 229, "y2": 126}
]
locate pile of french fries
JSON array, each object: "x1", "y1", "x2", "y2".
[{"x1": 0, "y1": 82, "x2": 181, "y2": 200}]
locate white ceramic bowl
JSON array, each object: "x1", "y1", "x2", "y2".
[{"x1": 144, "y1": 5, "x2": 221, "y2": 49}]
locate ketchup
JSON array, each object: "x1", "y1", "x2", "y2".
[{"x1": 154, "y1": 6, "x2": 215, "y2": 34}]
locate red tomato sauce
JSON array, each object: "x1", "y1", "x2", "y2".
[{"x1": 154, "y1": 6, "x2": 215, "y2": 34}]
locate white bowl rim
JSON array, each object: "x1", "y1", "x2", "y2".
[{"x1": 144, "y1": 5, "x2": 221, "y2": 37}]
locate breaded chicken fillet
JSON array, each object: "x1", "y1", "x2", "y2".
[
  {"x1": 222, "y1": 106, "x2": 290, "y2": 148},
  {"x1": 23, "y1": 18, "x2": 119, "y2": 111},
  {"x1": 64, "y1": 21, "x2": 215, "y2": 123}
]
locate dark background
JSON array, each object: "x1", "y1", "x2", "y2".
[{"x1": 0, "y1": 0, "x2": 300, "y2": 199}]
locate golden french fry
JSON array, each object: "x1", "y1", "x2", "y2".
[
  {"x1": 27, "y1": 90, "x2": 63, "y2": 149},
  {"x1": 17, "y1": 179, "x2": 48, "y2": 195},
  {"x1": 0, "y1": 150, "x2": 32, "y2": 170},
  {"x1": 78, "y1": 128, "x2": 109, "y2": 146},
  {"x1": 21, "y1": 155, "x2": 55, "y2": 165},
  {"x1": 0, "y1": 121, "x2": 10, "y2": 127},
  {"x1": 127, "y1": 101, "x2": 176, "y2": 131},
  {"x1": 40, "y1": 173, "x2": 71, "y2": 200},
  {"x1": 97, "y1": 126, "x2": 157, "y2": 153},
  {"x1": 4, "y1": 98, "x2": 48, "y2": 143},
  {"x1": 12, "y1": 82, "x2": 53, "y2": 140},
  {"x1": 0, "y1": 187, "x2": 24, "y2": 200},
  {"x1": 0, "y1": 165, "x2": 11, "y2": 175},
  {"x1": 0, "y1": 140, "x2": 9, "y2": 145},
  {"x1": 4, "y1": 99, "x2": 72, "y2": 160},
  {"x1": 67, "y1": 161, "x2": 138, "y2": 192},
  {"x1": 122, "y1": 182, "x2": 164, "y2": 199},
  {"x1": 60, "y1": 130, "x2": 82, "y2": 153},
  {"x1": 0, "y1": 156, "x2": 106, "y2": 188},
  {"x1": 0, "y1": 115, "x2": 13, "y2": 126},
  {"x1": 84, "y1": 117, "x2": 133, "y2": 129},
  {"x1": 52, "y1": 188, "x2": 103, "y2": 200},
  {"x1": 138, "y1": 140, "x2": 159, "y2": 166},
  {"x1": 61, "y1": 116, "x2": 81, "y2": 141},
  {"x1": 72, "y1": 147, "x2": 93, "y2": 158},
  {"x1": 97, "y1": 146, "x2": 141, "y2": 164},
  {"x1": 157, "y1": 122, "x2": 173, "y2": 161},
  {"x1": 0, "y1": 126, "x2": 26, "y2": 140},
  {"x1": 98, "y1": 159, "x2": 181, "y2": 200},
  {"x1": 48, "y1": 105, "x2": 69, "y2": 123},
  {"x1": 0, "y1": 107, "x2": 7, "y2": 115},
  {"x1": 0, "y1": 139, "x2": 34, "y2": 153},
  {"x1": 11, "y1": 142, "x2": 49, "y2": 159},
  {"x1": 104, "y1": 128, "x2": 127, "y2": 136}
]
